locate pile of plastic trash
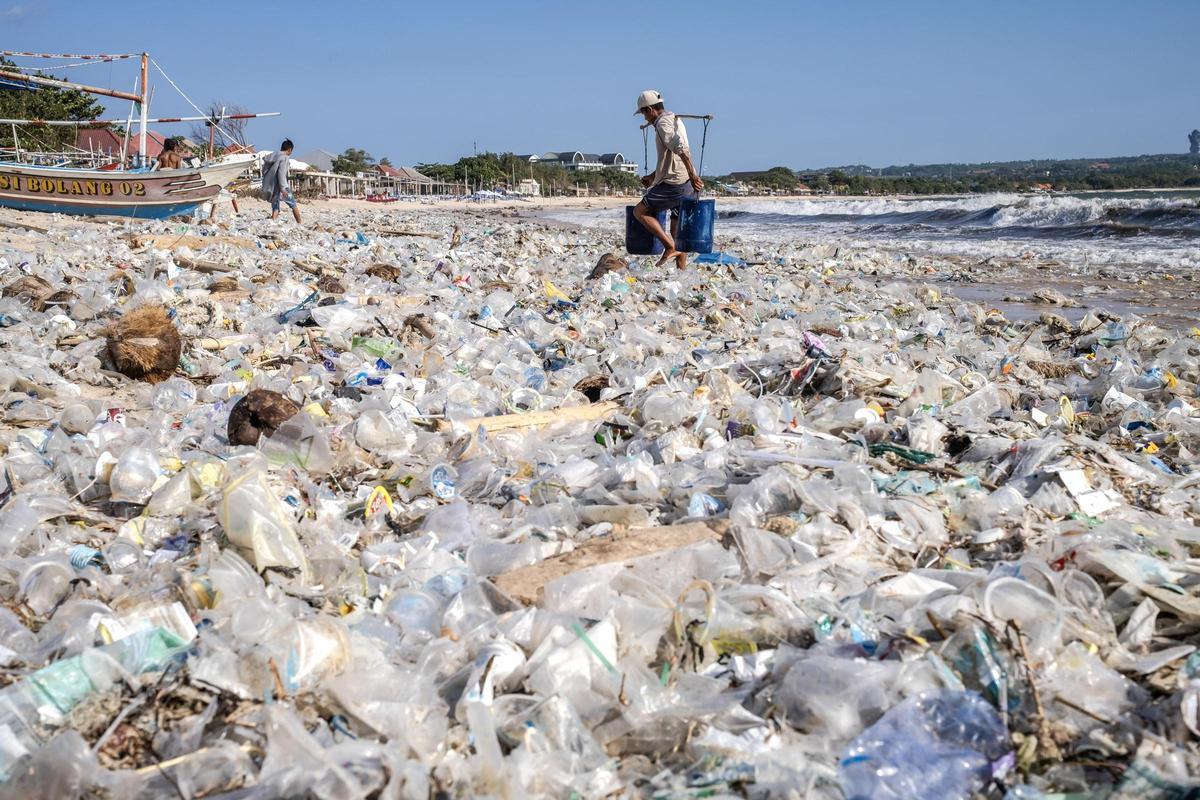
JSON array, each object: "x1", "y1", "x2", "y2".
[{"x1": 0, "y1": 203, "x2": 1197, "y2": 799}]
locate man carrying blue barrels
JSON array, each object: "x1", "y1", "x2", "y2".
[{"x1": 633, "y1": 90, "x2": 705, "y2": 269}]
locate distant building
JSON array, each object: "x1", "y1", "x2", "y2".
[
  {"x1": 516, "y1": 151, "x2": 638, "y2": 174},
  {"x1": 296, "y1": 149, "x2": 336, "y2": 172},
  {"x1": 1089, "y1": 162, "x2": 1112, "y2": 170},
  {"x1": 517, "y1": 178, "x2": 540, "y2": 196}
]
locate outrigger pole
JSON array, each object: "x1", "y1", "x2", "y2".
[
  {"x1": 0, "y1": 68, "x2": 142, "y2": 102},
  {"x1": 0, "y1": 112, "x2": 280, "y2": 127}
]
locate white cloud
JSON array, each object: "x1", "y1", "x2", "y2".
[{"x1": 2, "y1": 4, "x2": 29, "y2": 18}]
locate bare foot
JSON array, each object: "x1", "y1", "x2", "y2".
[
  {"x1": 655, "y1": 248, "x2": 679, "y2": 267},
  {"x1": 675, "y1": 252, "x2": 688, "y2": 270}
]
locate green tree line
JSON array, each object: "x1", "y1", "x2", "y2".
[
  {"x1": 0, "y1": 57, "x2": 104, "y2": 152},
  {"x1": 416, "y1": 152, "x2": 642, "y2": 194}
]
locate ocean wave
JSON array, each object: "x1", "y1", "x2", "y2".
[{"x1": 721, "y1": 193, "x2": 1200, "y2": 236}]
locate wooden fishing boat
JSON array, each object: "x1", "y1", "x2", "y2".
[
  {"x1": 0, "y1": 51, "x2": 277, "y2": 218},
  {"x1": 0, "y1": 158, "x2": 253, "y2": 218}
]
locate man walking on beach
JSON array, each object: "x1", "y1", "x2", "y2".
[
  {"x1": 632, "y1": 90, "x2": 704, "y2": 268},
  {"x1": 262, "y1": 139, "x2": 301, "y2": 223}
]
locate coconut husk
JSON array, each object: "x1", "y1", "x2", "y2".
[
  {"x1": 365, "y1": 263, "x2": 402, "y2": 282},
  {"x1": 103, "y1": 304, "x2": 182, "y2": 384},
  {"x1": 226, "y1": 389, "x2": 300, "y2": 446},
  {"x1": 1028, "y1": 360, "x2": 1077, "y2": 379},
  {"x1": 574, "y1": 374, "x2": 609, "y2": 403},
  {"x1": 208, "y1": 275, "x2": 241, "y2": 293},
  {"x1": 1039, "y1": 312, "x2": 1074, "y2": 333},
  {"x1": 317, "y1": 275, "x2": 345, "y2": 294},
  {"x1": 404, "y1": 313, "x2": 436, "y2": 339},
  {"x1": 3, "y1": 275, "x2": 55, "y2": 308},
  {"x1": 588, "y1": 253, "x2": 626, "y2": 280}
]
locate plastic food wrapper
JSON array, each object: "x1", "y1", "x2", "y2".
[{"x1": 0, "y1": 201, "x2": 1198, "y2": 797}]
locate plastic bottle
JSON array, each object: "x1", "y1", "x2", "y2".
[{"x1": 839, "y1": 690, "x2": 1010, "y2": 800}]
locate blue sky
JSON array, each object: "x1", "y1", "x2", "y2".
[{"x1": 3, "y1": 0, "x2": 1198, "y2": 173}]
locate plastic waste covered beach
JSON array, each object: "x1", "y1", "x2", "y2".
[{"x1": 0, "y1": 198, "x2": 1199, "y2": 798}]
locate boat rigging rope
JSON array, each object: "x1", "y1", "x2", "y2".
[
  {"x1": 0, "y1": 51, "x2": 135, "y2": 61},
  {"x1": 148, "y1": 58, "x2": 242, "y2": 149},
  {"x1": 14, "y1": 56, "x2": 129, "y2": 71}
]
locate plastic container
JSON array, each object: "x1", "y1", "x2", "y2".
[
  {"x1": 625, "y1": 205, "x2": 667, "y2": 255},
  {"x1": 676, "y1": 197, "x2": 715, "y2": 254}
]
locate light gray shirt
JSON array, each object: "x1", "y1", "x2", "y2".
[
  {"x1": 653, "y1": 112, "x2": 691, "y2": 186},
  {"x1": 261, "y1": 150, "x2": 291, "y2": 199}
]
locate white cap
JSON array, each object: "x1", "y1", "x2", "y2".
[{"x1": 634, "y1": 89, "x2": 663, "y2": 114}]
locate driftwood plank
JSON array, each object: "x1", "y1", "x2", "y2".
[
  {"x1": 439, "y1": 401, "x2": 619, "y2": 433},
  {"x1": 494, "y1": 520, "x2": 728, "y2": 605}
]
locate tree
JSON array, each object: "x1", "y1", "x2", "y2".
[
  {"x1": 188, "y1": 100, "x2": 252, "y2": 154},
  {"x1": 379, "y1": 156, "x2": 393, "y2": 167},
  {"x1": 332, "y1": 147, "x2": 375, "y2": 175},
  {"x1": 0, "y1": 56, "x2": 104, "y2": 151}
]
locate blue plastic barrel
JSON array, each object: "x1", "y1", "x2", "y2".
[
  {"x1": 677, "y1": 198, "x2": 715, "y2": 254},
  {"x1": 625, "y1": 205, "x2": 667, "y2": 255}
]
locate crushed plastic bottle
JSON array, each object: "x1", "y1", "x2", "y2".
[{"x1": 839, "y1": 690, "x2": 1012, "y2": 800}]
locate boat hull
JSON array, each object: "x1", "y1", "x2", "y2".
[{"x1": 0, "y1": 160, "x2": 249, "y2": 219}]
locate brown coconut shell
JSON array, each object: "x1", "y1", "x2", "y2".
[
  {"x1": 365, "y1": 263, "x2": 402, "y2": 282},
  {"x1": 588, "y1": 253, "x2": 626, "y2": 280},
  {"x1": 317, "y1": 274, "x2": 345, "y2": 294},
  {"x1": 104, "y1": 305, "x2": 183, "y2": 384},
  {"x1": 207, "y1": 275, "x2": 241, "y2": 293},
  {"x1": 226, "y1": 389, "x2": 300, "y2": 446},
  {"x1": 574, "y1": 374, "x2": 609, "y2": 403}
]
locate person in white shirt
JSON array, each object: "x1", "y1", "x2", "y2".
[{"x1": 631, "y1": 90, "x2": 704, "y2": 268}]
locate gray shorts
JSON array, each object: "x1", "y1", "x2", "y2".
[
  {"x1": 270, "y1": 190, "x2": 297, "y2": 212},
  {"x1": 640, "y1": 181, "x2": 696, "y2": 218}
]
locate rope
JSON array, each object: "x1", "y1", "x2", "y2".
[
  {"x1": 148, "y1": 58, "x2": 241, "y2": 149},
  {"x1": 698, "y1": 117, "x2": 710, "y2": 181},
  {"x1": 8, "y1": 57, "x2": 127, "y2": 71},
  {"x1": 0, "y1": 51, "x2": 136, "y2": 60}
]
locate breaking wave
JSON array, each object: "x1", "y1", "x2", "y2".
[{"x1": 720, "y1": 193, "x2": 1200, "y2": 239}]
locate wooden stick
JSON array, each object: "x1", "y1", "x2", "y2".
[
  {"x1": 127, "y1": 233, "x2": 258, "y2": 251},
  {"x1": 0, "y1": 218, "x2": 48, "y2": 234},
  {"x1": 438, "y1": 400, "x2": 619, "y2": 433},
  {"x1": 133, "y1": 743, "x2": 258, "y2": 776},
  {"x1": 377, "y1": 227, "x2": 442, "y2": 238},
  {"x1": 494, "y1": 520, "x2": 729, "y2": 605},
  {"x1": 175, "y1": 254, "x2": 235, "y2": 274}
]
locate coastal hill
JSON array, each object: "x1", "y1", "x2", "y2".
[{"x1": 719, "y1": 152, "x2": 1200, "y2": 195}]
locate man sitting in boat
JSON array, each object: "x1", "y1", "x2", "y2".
[
  {"x1": 154, "y1": 138, "x2": 184, "y2": 170},
  {"x1": 261, "y1": 139, "x2": 302, "y2": 224},
  {"x1": 632, "y1": 90, "x2": 704, "y2": 269}
]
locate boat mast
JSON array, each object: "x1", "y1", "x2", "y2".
[{"x1": 138, "y1": 53, "x2": 148, "y2": 166}]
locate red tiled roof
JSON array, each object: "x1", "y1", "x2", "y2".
[{"x1": 75, "y1": 128, "x2": 168, "y2": 158}]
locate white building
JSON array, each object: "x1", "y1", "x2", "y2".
[
  {"x1": 516, "y1": 151, "x2": 639, "y2": 174},
  {"x1": 517, "y1": 178, "x2": 541, "y2": 196}
]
